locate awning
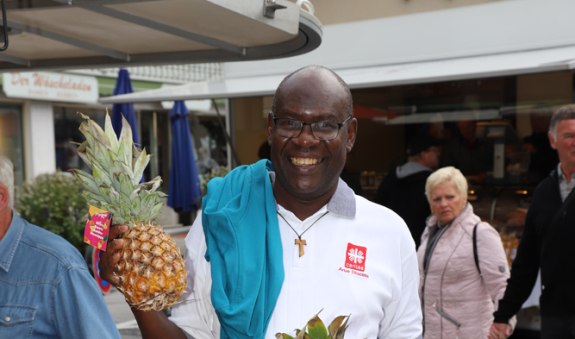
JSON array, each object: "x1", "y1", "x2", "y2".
[
  {"x1": 100, "y1": 0, "x2": 575, "y2": 104},
  {"x1": 0, "y1": 0, "x2": 322, "y2": 71},
  {"x1": 375, "y1": 109, "x2": 501, "y2": 125},
  {"x1": 343, "y1": 45, "x2": 575, "y2": 90},
  {"x1": 100, "y1": 44, "x2": 575, "y2": 103},
  {"x1": 101, "y1": 72, "x2": 285, "y2": 103}
]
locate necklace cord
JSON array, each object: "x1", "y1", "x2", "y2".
[{"x1": 277, "y1": 210, "x2": 330, "y2": 239}]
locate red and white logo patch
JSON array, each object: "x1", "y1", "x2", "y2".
[{"x1": 344, "y1": 243, "x2": 367, "y2": 272}]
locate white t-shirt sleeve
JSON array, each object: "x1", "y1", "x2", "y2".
[{"x1": 169, "y1": 211, "x2": 220, "y2": 339}]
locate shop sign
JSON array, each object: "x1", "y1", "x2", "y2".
[{"x1": 2, "y1": 72, "x2": 98, "y2": 103}]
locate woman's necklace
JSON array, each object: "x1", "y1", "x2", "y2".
[{"x1": 277, "y1": 210, "x2": 330, "y2": 257}]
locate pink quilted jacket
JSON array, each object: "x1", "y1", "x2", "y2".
[{"x1": 417, "y1": 204, "x2": 512, "y2": 339}]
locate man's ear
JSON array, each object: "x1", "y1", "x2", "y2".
[
  {"x1": 0, "y1": 183, "x2": 9, "y2": 210},
  {"x1": 346, "y1": 117, "x2": 358, "y2": 152},
  {"x1": 267, "y1": 113, "x2": 274, "y2": 144},
  {"x1": 548, "y1": 131, "x2": 557, "y2": 150}
]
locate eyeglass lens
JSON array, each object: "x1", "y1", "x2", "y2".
[{"x1": 274, "y1": 116, "x2": 350, "y2": 140}]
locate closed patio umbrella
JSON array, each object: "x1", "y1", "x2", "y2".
[
  {"x1": 111, "y1": 68, "x2": 139, "y2": 144},
  {"x1": 167, "y1": 101, "x2": 201, "y2": 215}
]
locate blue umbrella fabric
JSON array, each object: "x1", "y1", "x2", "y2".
[
  {"x1": 167, "y1": 100, "x2": 202, "y2": 213},
  {"x1": 111, "y1": 68, "x2": 139, "y2": 144}
]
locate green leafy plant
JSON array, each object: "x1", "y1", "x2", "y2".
[
  {"x1": 276, "y1": 311, "x2": 350, "y2": 339},
  {"x1": 199, "y1": 166, "x2": 230, "y2": 196},
  {"x1": 16, "y1": 171, "x2": 87, "y2": 252}
]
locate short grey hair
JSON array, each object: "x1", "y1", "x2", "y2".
[
  {"x1": 549, "y1": 104, "x2": 575, "y2": 139},
  {"x1": 0, "y1": 156, "x2": 14, "y2": 208},
  {"x1": 425, "y1": 166, "x2": 468, "y2": 203}
]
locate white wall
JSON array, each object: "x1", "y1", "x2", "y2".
[
  {"x1": 23, "y1": 101, "x2": 56, "y2": 180},
  {"x1": 225, "y1": 0, "x2": 575, "y2": 79},
  {"x1": 312, "y1": 0, "x2": 498, "y2": 25}
]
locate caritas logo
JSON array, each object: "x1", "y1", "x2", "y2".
[{"x1": 345, "y1": 243, "x2": 367, "y2": 272}]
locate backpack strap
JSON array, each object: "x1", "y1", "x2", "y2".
[{"x1": 473, "y1": 222, "x2": 481, "y2": 276}]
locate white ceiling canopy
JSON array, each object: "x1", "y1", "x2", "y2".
[
  {"x1": 0, "y1": 0, "x2": 322, "y2": 71},
  {"x1": 100, "y1": 0, "x2": 575, "y2": 104}
]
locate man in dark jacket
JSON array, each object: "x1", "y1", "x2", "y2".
[
  {"x1": 375, "y1": 133, "x2": 441, "y2": 248},
  {"x1": 490, "y1": 104, "x2": 575, "y2": 339}
]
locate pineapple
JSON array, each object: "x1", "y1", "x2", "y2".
[
  {"x1": 73, "y1": 112, "x2": 187, "y2": 311},
  {"x1": 275, "y1": 311, "x2": 350, "y2": 339}
]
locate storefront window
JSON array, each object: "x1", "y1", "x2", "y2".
[
  {"x1": 0, "y1": 104, "x2": 24, "y2": 191},
  {"x1": 139, "y1": 109, "x2": 228, "y2": 194},
  {"x1": 348, "y1": 73, "x2": 572, "y2": 237},
  {"x1": 190, "y1": 114, "x2": 228, "y2": 175},
  {"x1": 53, "y1": 106, "x2": 106, "y2": 172},
  {"x1": 140, "y1": 110, "x2": 169, "y2": 192}
]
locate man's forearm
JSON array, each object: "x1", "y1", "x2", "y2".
[{"x1": 132, "y1": 308, "x2": 188, "y2": 339}]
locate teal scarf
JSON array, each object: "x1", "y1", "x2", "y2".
[{"x1": 202, "y1": 159, "x2": 284, "y2": 339}]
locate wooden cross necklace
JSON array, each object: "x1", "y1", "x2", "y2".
[{"x1": 277, "y1": 210, "x2": 330, "y2": 257}]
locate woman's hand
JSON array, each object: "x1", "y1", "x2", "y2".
[
  {"x1": 488, "y1": 323, "x2": 512, "y2": 339},
  {"x1": 98, "y1": 224, "x2": 128, "y2": 285}
]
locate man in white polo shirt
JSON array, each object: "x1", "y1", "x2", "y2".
[{"x1": 101, "y1": 65, "x2": 422, "y2": 338}]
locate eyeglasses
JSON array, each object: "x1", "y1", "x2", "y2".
[{"x1": 272, "y1": 115, "x2": 353, "y2": 141}]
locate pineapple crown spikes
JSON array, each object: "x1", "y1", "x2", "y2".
[
  {"x1": 73, "y1": 112, "x2": 165, "y2": 225},
  {"x1": 76, "y1": 112, "x2": 150, "y2": 184},
  {"x1": 78, "y1": 112, "x2": 138, "y2": 161}
]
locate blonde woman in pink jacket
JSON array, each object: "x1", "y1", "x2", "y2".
[{"x1": 417, "y1": 166, "x2": 515, "y2": 338}]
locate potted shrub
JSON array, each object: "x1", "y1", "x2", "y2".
[{"x1": 16, "y1": 171, "x2": 87, "y2": 252}]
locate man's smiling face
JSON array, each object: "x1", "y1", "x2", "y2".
[{"x1": 268, "y1": 67, "x2": 356, "y2": 205}]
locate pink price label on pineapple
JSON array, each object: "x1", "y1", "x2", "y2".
[{"x1": 84, "y1": 205, "x2": 112, "y2": 251}]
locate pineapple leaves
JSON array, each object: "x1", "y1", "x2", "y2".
[
  {"x1": 146, "y1": 176, "x2": 163, "y2": 192},
  {"x1": 103, "y1": 113, "x2": 120, "y2": 154},
  {"x1": 72, "y1": 169, "x2": 100, "y2": 196},
  {"x1": 132, "y1": 148, "x2": 150, "y2": 185},
  {"x1": 327, "y1": 315, "x2": 349, "y2": 339},
  {"x1": 307, "y1": 315, "x2": 328, "y2": 339},
  {"x1": 295, "y1": 330, "x2": 311, "y2": 339},
  {"x1": 275, "y1": 311, "x2": 350, "y2": 339},
  {"x1": 275, "y1": 334, "x2": 295, "y2": 339},
  {"x1": 72, "y1": 112, "x2": 165, "y2": 226},
  {"x1": 117, "y1": 117, "x2": 133, "y2": 166}
]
